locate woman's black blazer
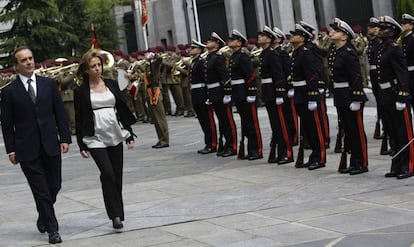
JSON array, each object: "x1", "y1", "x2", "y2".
[{"x1": 74, "y1": 78, "x2": 136, "y2": 151}]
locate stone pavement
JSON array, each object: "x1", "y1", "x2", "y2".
[{"x1": 1, "y1": 95, "x2": 414, "y2": 247}]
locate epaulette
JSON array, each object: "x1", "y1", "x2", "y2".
[
  {"x1": 346, "y1": 47, "x2": 352, "y2": 51},
  {"x1": 303, "y1": 47, "x2": 308, "y2": 51},
  {"x1": 392, "y1": 42, "x2": 399, "y2": 47}
]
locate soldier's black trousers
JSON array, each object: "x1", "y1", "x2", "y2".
[
  {"x1": 296, "y1": 102, "x2": 326, "y2": 164},
  {"x1": 338, "y1": 106, "x2": 368, "y2": 168},
  {"x1": 265, "y1": 100, "x2": 293, "y2": 159},
  {"x1": 212, "y1": 102, "x2": 237, "y2": 152},
  {"x1": 383, "y1": 104, "x2": 414, "y2": 174},
  {"x1": 236, "y1": 100, "x2": 263, "y2": 156},
  {"x1": 193, "y1": 103, "x2": 217, "y2": 150}
]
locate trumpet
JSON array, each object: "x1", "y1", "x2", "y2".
[{"x1": 250, "y1": 48, "x2": 263, "y2": 57}]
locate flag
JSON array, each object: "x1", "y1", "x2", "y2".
[
  {"x1": 91, "y1": 24, "x2": 99, "y2": 49},
  {"x1": 141, "y1": 0, "x2": 148, "y2": 26}
]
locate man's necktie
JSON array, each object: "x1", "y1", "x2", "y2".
[{"x1": 27, "y1": 79, "x2": 36, "y2": 103}]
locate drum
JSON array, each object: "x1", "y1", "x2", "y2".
[{"x1": 117, "y1": 69, "x2": 129, "y2": 90}]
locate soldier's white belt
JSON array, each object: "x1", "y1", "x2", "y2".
[
  {"x1": 231, "y1": 79, "x2": 245, "y2": 85},
  {"x1": 408, "y1": 66, "x2": 414, "y2": 71},
  {"x1": 379, "y1": 82, "x2": 391, "y2": 89},
  {"x1": 261, "y1": 78, "x2": 272, "y2": 84},
  {"x1": 369, "y1": 65, "x2": 377, "y2": 70},
  {"x1": 333, "y1": 82, "x2": 349, "y2": 88},
  {"x1": 206, "y1": 82, "x2": 221, "y2": 89},
  {"x1": 191, "y1": 83, "x2": 205, "y2": 89},
  {"x1": 292, "y1": 80, "x2": 306, "y2": 87}
]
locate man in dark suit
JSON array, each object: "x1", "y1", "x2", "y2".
[{"x1": 0, "y1": 46, "x2": 71, "y2": 244}]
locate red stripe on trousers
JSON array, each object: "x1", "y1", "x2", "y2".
[
  {"x1": 207, "y1": 105, "x2": 217, "y2": 150},
  {"x1": 225, "y1": 104, "x2": 238, "y2": 152},
  {"x1": 277, "y1": 104, "x2": 292, "y2": 158},
  {"x1": 356, "y1": 110, "x2": 368, "y2": 167},
  {"x1": 403, "y1": 108, "x2": 414, "y2": 173},
  {"x1": 250, "y1": 103, "x2": 263, "y2": 155},
  {"x1": 313, "y1": 110, "x2": 326, "y2": 164}
]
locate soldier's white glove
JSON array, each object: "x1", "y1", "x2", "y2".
[
  {"x1": 246, "y1": 96, "x2": 256, "y2": 103},
  {"x1": 318, "y1": 88, "x2": 325, "y2": 94},
  {"x1": 223, "y1": 95, "x2": 232, "y2": 104},
  {"x1": 349, "y1": 101, "x2": 361, "y2": 111},
  {"x1": 145, "y1": 52, "x2": 155, "y2": 60},
  {"x1": 308, "y1": 101, "x2": 317, "y2": 111},
  {"x1": 275, "y1": 97, "x2": 284, "y2": 105},
  {"x1": 205, "y1": 99, "x2": 212, "y2": 105},
  {"x1": 396, "y1": 102, "x2": 406, "y2": 111},
  {"x1": 287, "y1": 89, "x2": 295, "y2": 98}
]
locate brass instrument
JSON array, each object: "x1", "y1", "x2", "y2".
[
  {"x1": 98, "y1": 50, "x2": 115, "y2": 70},
  {"x1": 171, "y1": 57, "x2": 190, "y2": 83},
  {"x1": 200, "y1": 50, "x2": 208, "y2": 59},
  {"x1": 250, "y1": 48, "x2": 263, "y2": 57},
  {"x1": 0, "y1": 74, "x2": 16, "y2": 91},
  {"x1": 217, "y1": 45, "x2": 233, "y2": 57}
]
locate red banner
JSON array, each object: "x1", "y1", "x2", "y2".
[
  {"x1": 141, "y1": 0, "x2": 148, "y2": 26},
  {"x1": 91, "y1": 24, "x2": 99, "y2": 49}
]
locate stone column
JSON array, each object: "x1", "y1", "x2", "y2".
[
  {"x1": 272, "y1": 0, "x2": 295, "y2": 33},
  {"x1": 224, "y1": 0, "x2": 246, "y2": 35},
  {"x1": 297, "y1": 0, "x2": 318, "y2": 29},
  {"x1": 372, "y1": 0, "x2": 395, "y2": 17}
]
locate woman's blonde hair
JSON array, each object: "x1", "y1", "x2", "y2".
[{"x1": 76, "y1": 49, "x2": 104, "y2": 83}]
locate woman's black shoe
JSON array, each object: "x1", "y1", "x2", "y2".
[{"x1": 112, "y1": 217, "x2": 123, "y2": 230}]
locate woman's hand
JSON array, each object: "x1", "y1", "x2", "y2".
[
  {"x1": 80, "y1": 150, "x2": 90, "y2": 158},
  {"x1": 127, "y1": 140, "x2": 134, "y2": 149}
]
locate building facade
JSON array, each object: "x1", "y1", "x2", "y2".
[{"x1": 115, "y1": 0, "x2": 396, "y2": 53}]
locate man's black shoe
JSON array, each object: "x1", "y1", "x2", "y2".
[
  {"x1": 385, "y1": 172, "x2": 399, "y2": 177},
  {"x1": 48, "y1": 232, "x2": 62, "y2": 244},
  {"x1": 338, "y1": 167, "x2": 353, "y2": 174},
  {"x1": 268, "y1": 157, "x2": 278, "y2": 163},
  {"x1": 397, "y1": 172, "x2": 412, "y2": 179},
  {"x1": 152, "y1": 142, "x2": 169, "y2": 148},
  {"x1": 349, "y1": 167, "x2": 368, "y2": 175},
  {"x1": 36, "y1": 217, "x2": 46, "y2": 233},
  {"x1": 198, "y1": 147, "x2": 216, "y2": 154},
  {"x1": 221, "y1": 149, "x2": 237, "y2": 157},
  {"x1": 308, "y1": 162, "x2": 325, "y2": 170},
  {"x1": 248, "y1": 154, "x2": 263, "y2": 161},
  {"x1": 277, "y1": 157, "x2": 293, "y2": 165},
  {"x1": 296, "y1": 162, "x2": 310, "y2": 168}
]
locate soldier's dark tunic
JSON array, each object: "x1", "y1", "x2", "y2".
[
  {"x1": 229, "y1": 48, "x2": 263, "y2": 158},
  {"x1": 190, "y1": 56, "x2": 217, "y2": 151},
  {"x1": 328, "y1": 43, "x2": 368, "y2": 171},
  {"x1": 260, "y1": 46, "x2": 293, "y2": 162},
  {"x1": 205, "y1": 51, "x2": 237, "y2": 155},
  {"x1": 376, "y1": 40, "x2": 414, "y2": 175},
  {"x1": 291, "y1": 44, "x2": 326, "y2": 165},
  {"x1": 401, "y1": 31, "x2": 414, "y2": 110}
]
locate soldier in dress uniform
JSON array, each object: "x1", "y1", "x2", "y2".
[
  {"x1": 258, "y1": 26, "x2": 293, "y2": 164},
  {"x1": 273, "y1": 26, "x2": 298, "y2": 147},
  {"x1": 189, "y1": 40, "x2": 217, "y2": 154},
  {"x1": 228, "y1": 29, "x2": 263, "y2": 160},
  {"x1": 57, "y1": 69, "x2": 76, "y2": 135},
  {"x1": 375, "y1": 16, "x2": 414, "y2": 179},
  {"x1": 290, "y1": 24, "x2": 326, "y2": 170},
  {"x1": 113, "y1": 50, "x2": 134, "y2": 115},
  {"x1": 299, "y1": 21, "x2": 330, "y2": 149},
  {"x1": 401, "y1": 14, "x2": 414, "y2": 112},
  {"x1": 328, "y1": 19, "x2": 368, "y2": 175},
  {"x1": 205, "y1": 32, "x2": 238, "y2": 157},
  {"x1": 144, "y1": 49, "x2": 170, "y2": 148},
  {"x1": 367, "y1": 17, "x2": 388, "y2": 145}
]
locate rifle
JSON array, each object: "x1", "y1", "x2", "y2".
[
  {"x1": 237, "y1": 135, "x2": 245, "y2": 159},
  {"x1": 373, "y1": 120, "x2": 381, "y2": 139},
  {"x1": 295, "y1": 135, "x2": 304, "y2": 167},
  {"x1": 338, "y1": 151, "x2": 347, "y2": 172}
]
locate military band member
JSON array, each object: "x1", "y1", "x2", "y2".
[
  {"x1": 367, "y1": 17, "x2": 389, "y2": 146},
  {"x1": 401, "y1": 14, "x2": 414, "y2": 112},
  {"x1": 162, "y1": 45, "x2": 185, "y2": 116},
  {"x1": 189, "y1": 40, "x2": 217, "y2": 154},
  {"x1": 113, "y1": 50, "x2": 135, "y2": 115},
  {"x1": 127, "y1": 51, "x2": 146, "y2": 121},
  {"x1": 144, "y1": 49, "x2": 170, "y2": 148},
  {"x1": 228, "y1": 29, "x2": 263, "y2": 160},
  {"x1": 177, "y1": 50, "x2": 195, "y2": 117},
  {"x1": 258, "y1": 26, "x2": 293, "y2": 164},
  {"x1": 328, "y1": 19, "x2": 368, "y2": 175},
  {"x1": 376, "y1": 16, "x2": 414, "y2": 179},
  {"x1": 290, "y1": 24, "x2": 326, "y2": 170},
  {"x1": 205, "y1": 32, "x2": 238, "y2": 157},
  {"x1": 57, "y1": 70, "x2": 76, "y2": 135}
]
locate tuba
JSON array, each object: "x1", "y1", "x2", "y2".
[
  {"x1": 250, "y1": 47, "x2": 263, "y2": 57},
  {"x1": 98, "y1": 50, "x2": 115, "y2": 70},
  {"x1": 217, "y1": 45, "x2": 233, "y2": 57}
]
